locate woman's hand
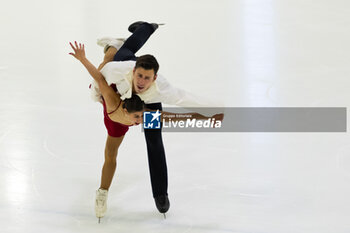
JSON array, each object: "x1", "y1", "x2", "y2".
[
  {"x1": 69, "y1": 41, "x2": 86, "y2": 61},
  {"x1": 68, "y1": 41, "x2": 104, "y2": 84}
]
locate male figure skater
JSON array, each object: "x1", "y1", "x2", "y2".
[{"x1": 91, "y1": 21, "x2": 222, "y2": 218}]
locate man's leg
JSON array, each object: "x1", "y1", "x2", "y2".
[
  {"x1": 114, "y1": 22, "x2": 157, "y2": 62},
  {"x1": 97, "y1": 22, "x2": 156, "y2": 69},
  {"x1": 144, "y1": 102, "x2": 170, "y2": 213}
]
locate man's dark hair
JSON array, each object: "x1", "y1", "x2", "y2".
[
  {"x1": 135, "y1": 54, "x2": 159, "y2": 74},
  {"x1": 122, "y1": 94, "x2": 145, "y2": 113}
]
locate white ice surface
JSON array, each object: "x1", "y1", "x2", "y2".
[{"x1": 1, "y1": 0, "x2": 350, "y2": 232}]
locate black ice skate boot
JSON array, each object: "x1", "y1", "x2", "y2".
[
  {"x1": 154, "y1": 195, "x2": 170, "y2": 219},
  {"x1": 128, "y1": 21, "x2": 165, "y2": 33}
]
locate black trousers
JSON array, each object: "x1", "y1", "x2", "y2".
[{"x1": 113, "y1": 23, "x2": 168, "y2": 197}]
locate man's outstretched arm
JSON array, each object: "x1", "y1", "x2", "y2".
[{"x1": 153, "y1": 75, "x2": 222, "y2": 108}]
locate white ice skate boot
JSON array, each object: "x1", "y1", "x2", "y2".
[
  {"x1": 97, "y1": 37, "x2": 125, "y2": 53},
  {"x1": 95, "y1": 188, "x2": 108, "y2": 223}
]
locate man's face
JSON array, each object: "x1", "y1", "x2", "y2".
[{"x1": 132, "y1": 67, "x2": 157, "y2": 93}]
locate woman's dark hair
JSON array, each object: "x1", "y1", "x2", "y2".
[
  {"x1": 135, "y1": 54, "x2": 159, "y2": 74},
  {"x1": 122, "y1": 94, "x2": 145, "y2": 113}
]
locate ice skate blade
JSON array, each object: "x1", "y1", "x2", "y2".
[
  {"x1": 98, "y1": 217, "x2": 101, "y2": 224},
  {"x1": 163, "y1": 213, "x2": 166, "y2": 219}
]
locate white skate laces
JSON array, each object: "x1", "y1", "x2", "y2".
[
  {"x1": 95, "y1": 188, "x2": 108, "y2": 219},
  {"x1": 97, "y1": 37, "x2": 125, "y2": 53}
]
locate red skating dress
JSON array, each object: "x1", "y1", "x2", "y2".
[{"x1": 102, "y1": 97, "x2": 132, "y2": 138}]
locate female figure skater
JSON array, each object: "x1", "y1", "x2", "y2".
[
  {"x1": 69, "y1": 41, "x2": 224, "y2": 222},
  {"x1": 69, "y1": 41, "x2": 144, "y2": 222}
]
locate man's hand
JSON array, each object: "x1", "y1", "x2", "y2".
[
  {"x1": 69, "y1": 41, "x2": 86, "y2": 61},
  {"x1": 212, "y1": 113, "x2": 224, "y2": 122}
]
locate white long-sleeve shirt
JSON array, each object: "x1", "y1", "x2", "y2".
[{"x1": 90, "y1": 61, "x2": 217, "y2": 107}]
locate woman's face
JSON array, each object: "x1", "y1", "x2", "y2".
[{"x1": 125, "y1": 110, "x2": 143, "y2": 125}]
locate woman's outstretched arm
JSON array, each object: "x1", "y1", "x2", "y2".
[
  {"x1": 69, "y1": 41, "x2": 105, "y2": 83},
  {"x1": 69, "y1": 41, "x2": 121, "y2": 112}
]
